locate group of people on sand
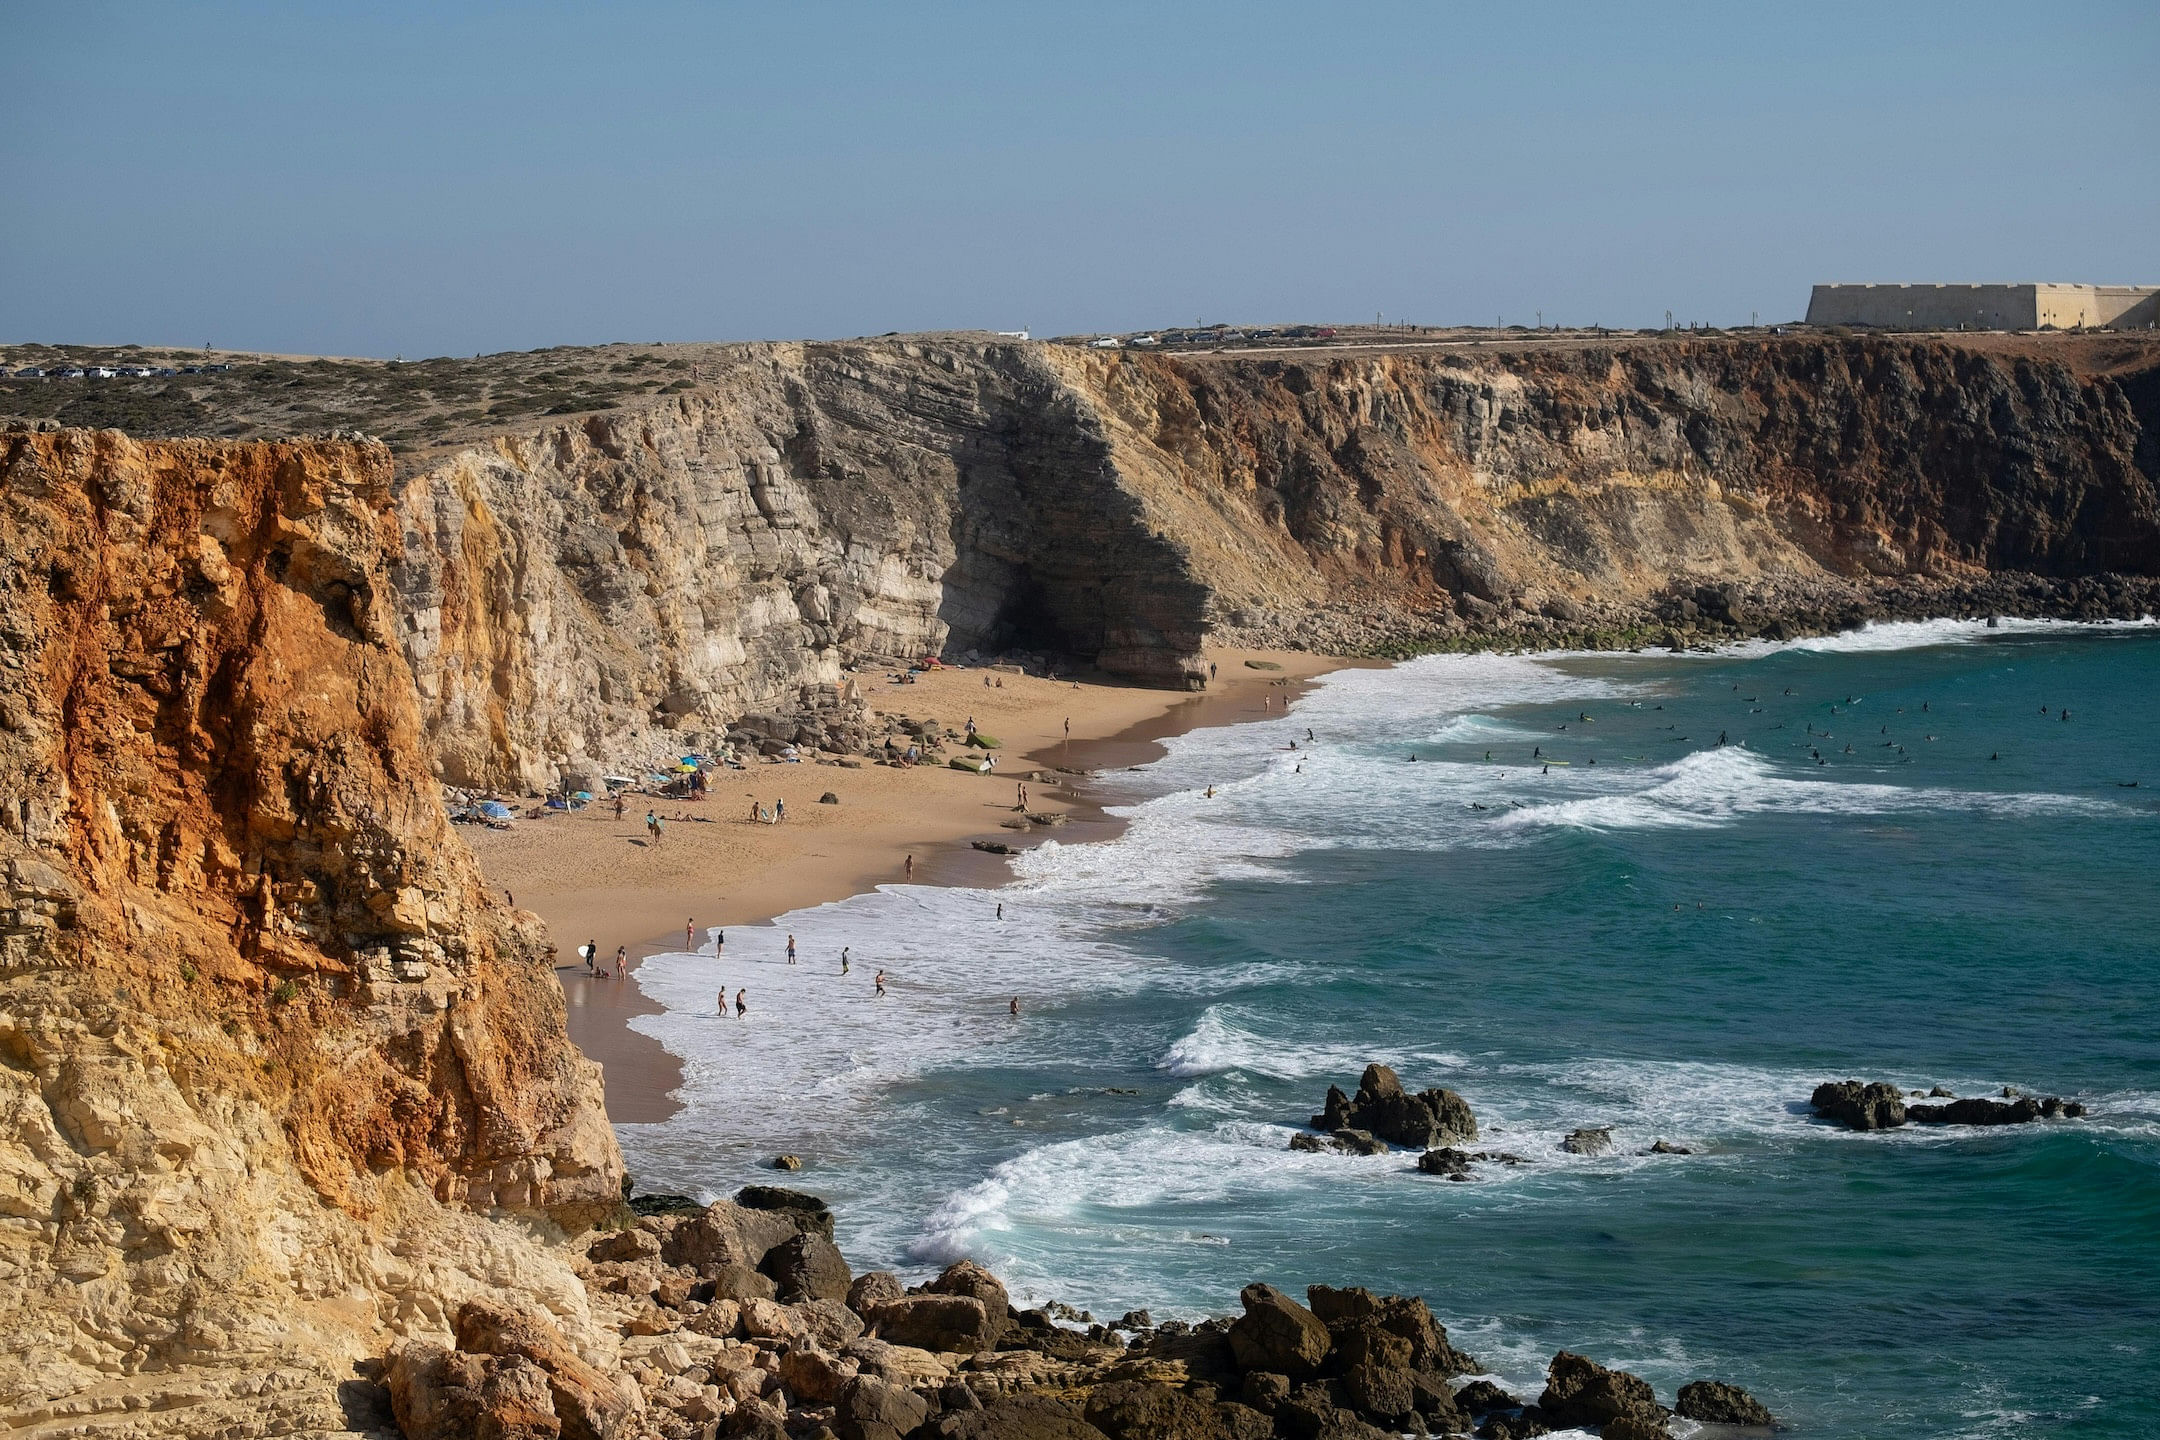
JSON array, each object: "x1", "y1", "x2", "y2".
[
  {"x1": 580, "y1": 940, "x2": 630, "y2": 980},
  {"x1": 747, "y1": 798, "x2": 787, "y2": 824}
]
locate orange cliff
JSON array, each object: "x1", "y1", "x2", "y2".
[{"x1": 0, "y1": 430, "x2": 620, "y2": 1435}]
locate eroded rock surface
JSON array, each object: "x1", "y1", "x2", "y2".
[{"x1": 0, "y1": 430, "x2": 619, "y2": 1436}]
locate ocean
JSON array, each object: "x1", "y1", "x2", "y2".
[{"x1": 620, "y1": 620, "x2": 2160, "y2": 1439}]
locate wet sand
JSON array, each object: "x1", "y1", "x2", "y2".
[{"x1": 469, "y1": 649, "x2": 1356, "y2": 1124}]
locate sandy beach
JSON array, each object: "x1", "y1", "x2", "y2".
[{"x1": 468, "y1": 647, "x2": 1354, "y2": 1121}]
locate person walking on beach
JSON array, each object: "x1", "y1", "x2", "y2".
[
  {"x1": 735, "y1": 988, "x2": 747, "y2": 1018},
  {"x1": 996, "y1": 902, "x2": 1004, "y2": 920},
  {"x1": 749, "y1": 799, "x2": 759, "y2": 823},
  {"x1": 874, "y1": 969, "x2": 887, "y2": 998},
  {"x1": 786, "y1": 933, "x2": 797, "y2": 965},
  {"x1": 718, "y1": 985, "x2": 728, "y2": 1016},
  {"x1": 776, "y1": 799, "x2": 786, "y2": 822},
  {"x1": 841, "y1": 946, "x2": 850, "y2": 975},
  {"x1": 1015, "y1": 782, "x2": 1028, "y2": 810},
  {"x1": 686, "y1": 918, "x2": 695, "y2": 950},
  {"x1": 613, "y1": 793, "x2": 625, "y2": 820},
  {"x1": 1063, "y1": 717, "x2": 1070, "y2": 740},
  {"x1": 581, "y1": 939, "x2": 595, "y2": 975},
  {"x1": 904, "y1": 854, "x2": 914, "y2": 881},
  {"x1": 614, "y1": 945, "x2": 628, "y2": 978}
]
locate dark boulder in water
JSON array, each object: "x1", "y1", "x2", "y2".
[
  {"x1": 1537, "y1": 1351, "x2": 1668, "y2": 1435},
  {"x1": 1312, "y1": 1064, "x2": 1478, "y2": 1149},
  {"x1": 1675, "y1": 1378, "x2": 1776, "y2": 1425},
  {"x1": 1815, "y1": 1083, "x2": 2087, "y2": 1129},
  {"x1": 1452, "y1": 1380, "x2": 1523, "y2": 1416},
  {"x1": 1809, "y1": 1080, "x2": 1908, "y2": 1130},
  {"x1": 1330, "y1": 1128, "x2": 1389, "y2": 1156},
  {"x1": 1910, "y1": 1093, "x2": 2083, "y2": 1125},
  {"x1": 1417, "y1": 1147, "x2": 1473, "y2": 1179},
  {"x1": 1560, "y1": 1126, "x2": 1613, "y2": 1156}
]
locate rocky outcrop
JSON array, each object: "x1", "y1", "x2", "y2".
[
  {"x1": 1811, "y1": 1079, "x2": 2085, "y2": 1131},
  {"x1": 1561, "y1": 1126, "x2": 1614, "y2": 1156},
  {"x1": 1910, "y1": 1094, "x2": 2085, "y2": 1125},
  {"x1": 1809, "y1": 1080, "x2": 1910, "y2": 1130},
  {"x1": 0, "y1": 430, "x2": 619, "y2": 1435},
  {"x1": 1675, "y1": 1378, "x2": 1777, "y2": 1426},
  {"x1": 1311, "y1": 1064, "x2": 1478, "y2": 1150},
  {"x1": 1537, "y1": 1350, "x2": 1668, "y2": 1437}
]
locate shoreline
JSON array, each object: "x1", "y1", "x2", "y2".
[{"x1": 473, "y1": 648, "x2": 1358, "y2": 1126}]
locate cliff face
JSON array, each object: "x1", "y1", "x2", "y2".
[
  {"x1": 1057, "y1": 337, "x2": 2160, "y2": 642},
  {"x1": 0, "y1": 431, "x2": 620, "y2": 1435},
  {"x1": 391, "y1": 342, "x2": 1206, "y2": 790},
  {"x1": 385, "y1": 335, "x2": 2160, "y2": 787}
]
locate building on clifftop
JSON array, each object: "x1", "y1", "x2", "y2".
[{"x1": 1806, "y1": 282, "x2": 2159, "y2": 331}]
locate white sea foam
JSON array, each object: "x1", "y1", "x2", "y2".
[
  {"x1": 1159, "y1": 1004, "x2": 1468, "y2": 1082},
  {"x1": 623, "y1": 639, "x2": 2130, "y2": 1195},
  {"x1": 621, "y1": 627, "x2": 2153, "y2": 1351},
  {"x1": 1493, "y1": 744, "x2": 2121, "y2": 834}
]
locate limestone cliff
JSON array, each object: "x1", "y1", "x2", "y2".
[
  {"x1": 1055, "y1": 337, "x2": 2160, "y2": 647},
  {"x1": 0, "y1": 430, "x2": 620, "y2": 1436},
  {"x1": 389, "y1": 341, "x2": 1206, "y2": 790},
  {"x1": 383, "y1": 334, "x2": 2159, "y2": 787},
  {"x1": 1, "y1": 330, "x2": 2155, "y2": 1435}
]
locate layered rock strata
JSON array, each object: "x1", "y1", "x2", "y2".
[
  {"x1": 0, "y1": 430, "x2": 619, "y2": 1436},
  {"x1": 375, "y1": 333, "x2": 2158, "y2": 788}
]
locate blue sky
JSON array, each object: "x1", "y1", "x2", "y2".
[{"x1": 3, "y1": 2, "x2": 2154, "y2": 356}]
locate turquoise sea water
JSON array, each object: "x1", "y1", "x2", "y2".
[{"x1": 625, "y1": 621, "x2": 2160, "y2": 1438}]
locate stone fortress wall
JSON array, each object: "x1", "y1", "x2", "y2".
[{"x1": 1807, "y1": 283, "x2": 2159, "y2": 331}]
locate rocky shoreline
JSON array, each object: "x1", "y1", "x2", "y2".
[
  {"x1": 380, "y1": 1183, "x2": 1778, "y2": 1440},
  {"x1": 1213, "y1": 570, "x2": 2160, "y2": 662}
]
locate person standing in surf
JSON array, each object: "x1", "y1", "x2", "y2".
[
  {"x1": 786, "y1": 933, "x2": 797, "y2": 965},
  {"x1": 734, "y1": 988, "x2": 747, "y2": 1018}
]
